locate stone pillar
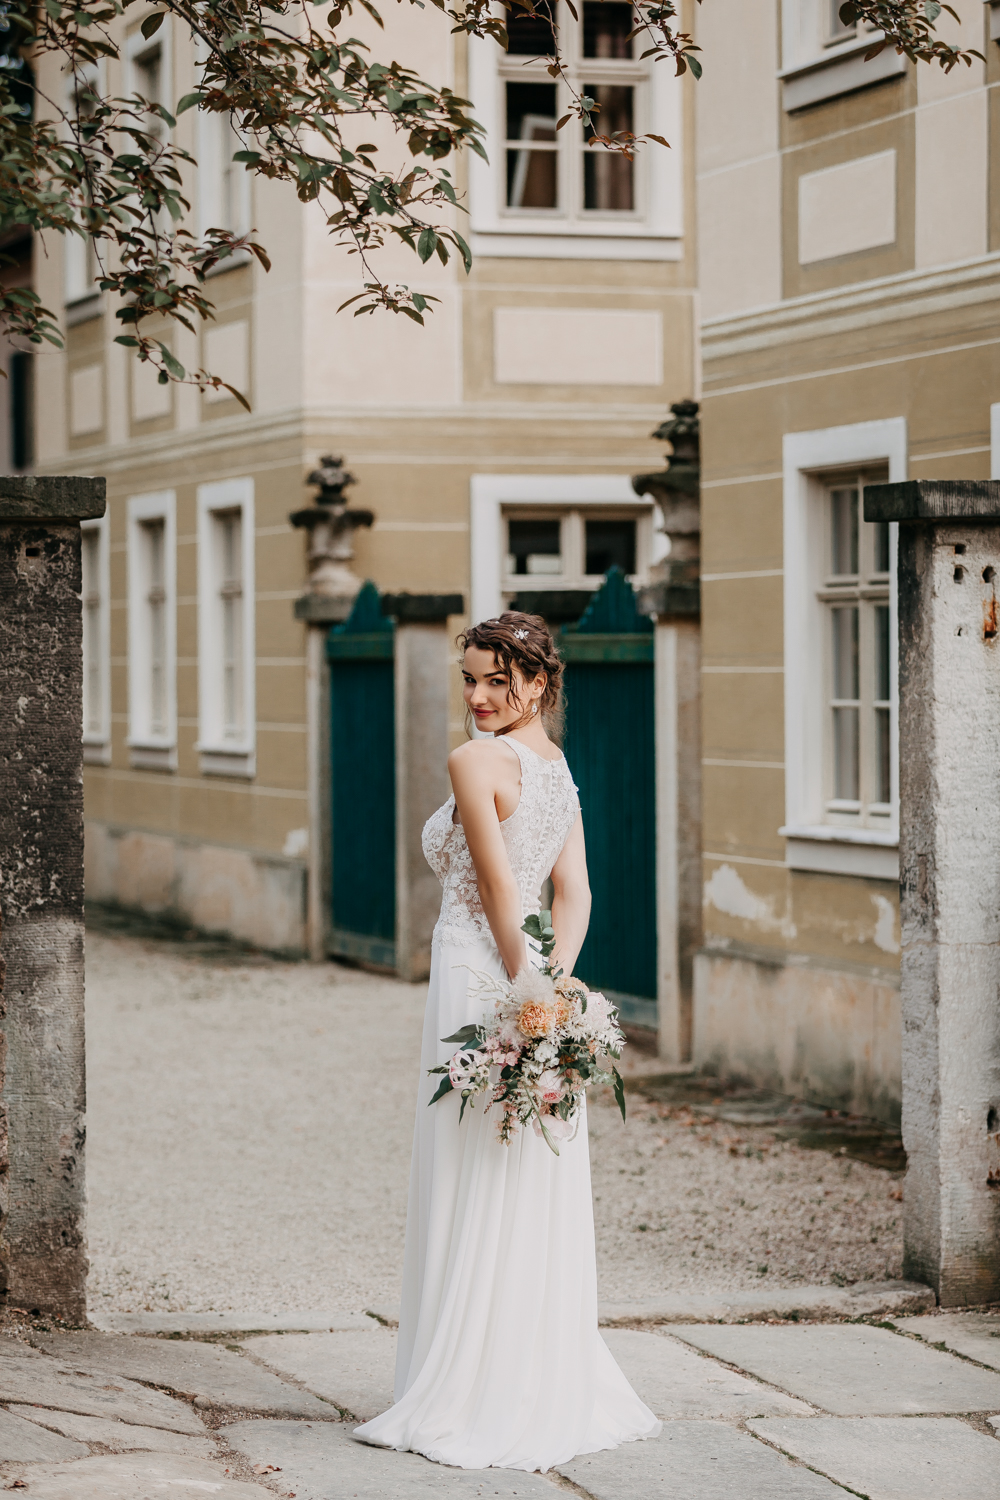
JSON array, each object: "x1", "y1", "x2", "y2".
[
  {"x1": 865, "y1": 478, "x2": 1000, "y2": 1306},
  {"x1": 385, "y1": 594, "x2": 463, "y2": 983},
  {"x1": 0, "y1": 474, "x2": 106, "y2": 1321},
  {"x1": 641, "y1": 586, "x2": 701, "y2": 1064}
]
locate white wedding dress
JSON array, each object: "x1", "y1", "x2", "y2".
[{"x1": 354, "y1": 736, "x2": 660, "y2": 1471}]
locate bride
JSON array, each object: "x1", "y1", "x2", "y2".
[{"x1": 354, "y1": 611, "x2": 660, "y2": 1471}]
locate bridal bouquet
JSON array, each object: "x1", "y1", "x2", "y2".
[{"x1": 428, "y1": 913, "x2": 627, "y2": 1155}]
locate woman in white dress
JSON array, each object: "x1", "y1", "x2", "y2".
[{"x1": 354, "y1": 612, "x2": 659, "y2": 1472}]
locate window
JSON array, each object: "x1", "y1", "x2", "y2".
[
  {"x1": 197, "y1": 478, "x2": 255, "y2": 778},
  {"x1": 9, "y1": 350, "x2": 33, "y2": 468},
  {"x1": 127, "y1": 490, "x2": 177, "y2": 770},
  {"x1": 501, "y1": 504, "x2": 650, "y2": 597},
  {"x1": 781, "y1": 418, "x2": 905, "y2": 881},
  {"x1": 197, "y1": 100, "x2": 252, "y2": 243},
  {"x1": 64, "y1": 70, "x2": 101, "y2": 306},
  {"x1": 821, "y1": 480, "x2": 892, "y2": 826},
  {"x1": 468, "y1": 2, "x2": 681, "y2": 257},
  {"x1": 81, "y1": 515, "x2": 110, "y2": 764},
  {"x1": 780, "y1": 0, "x2": 903, "y2": 111}
]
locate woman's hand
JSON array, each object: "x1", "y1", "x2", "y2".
[
  {"x1": 448, "y1": 741, "x2": 528, "y2": 977},
  {"x1": 549, "y1": 813, "x2": 591, "y2": 977}
]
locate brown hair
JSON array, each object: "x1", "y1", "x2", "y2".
[{"x1": 459, "y1": 611, "x2": 564, "y2": 738}]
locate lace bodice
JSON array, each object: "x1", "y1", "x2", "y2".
[{"x1": 422, "y1": 738, "x2": 580, "y2": 949}]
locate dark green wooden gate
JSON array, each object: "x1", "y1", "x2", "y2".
[
  {"x1": 561, "y1": 569, "x2": 657, "y2": 1029},
  {"x1": 326, "y1": 582, "x2": 396, "y2": 967}
]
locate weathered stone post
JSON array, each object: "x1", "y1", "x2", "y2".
[
  {"x1": 384, "y1": 593, "x2": 463, "y2": 983},
  {"x1": 0, "y1": 473, "x2": 106, "y2": 1321},
  {"x1": 865, "y1": 478, "x2": 1000, "y2": 1306},
  {"x1": 635, "y1": 402, "x2": 702, "y2": 1064}
]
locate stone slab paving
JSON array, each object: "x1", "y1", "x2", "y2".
[
  {"x1": 240, "y1": 1331, "x2": 397, "y2": 1422},
  {"x1": 557, "y1": 1421, "x2": 851, "y2": 1498},
  {"x1": 29, "y1": 1333, "x2": 334, "y2": 1418},
  {"x1": 749, "y1": 1416, "x2": 1000, "y2": 1500},
  {"x1": 894, "y1": 1312, "x2": 1000, "y2": 1371},
  {"x1": 222, "y1": 1419, "x2": 563, "y2": 1498},
  {"x1": 0, "y1": 1452, "x2": 276, "y2": 1498},
  {"x1": 0, "y1": 1408, "x2": 88, "y2": 1462},
  {"x1": 0, "y1": 1350, "x2": 206, "y2": 1433},
  {"x1": 8, "y1": 1405, "x2": 218, "y2": 1456},
  {"x1": 601, "y1": 1331, "x2": 814, "y2": 1420},
  {"x1": 93, "y1": 1311, "x2": 376, "y2": 1336},
  {"x1": 599, "y1": 1281, "x2": 934, "y2": 1326},
  {"x1": 672, "y1": 1323, "x2": 1000, "y2": 1415}
]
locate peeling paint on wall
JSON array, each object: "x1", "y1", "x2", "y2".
[
  {"x1": 704, "y1": 863, "x2": 795, "y2": 938},
  {"x1": 872, "y1": 893, "x2": 900, "y2": 954}
]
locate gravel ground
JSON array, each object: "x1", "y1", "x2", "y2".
[{"x1": 85, "y1": 929, "x2": 903, "y2": 1316}]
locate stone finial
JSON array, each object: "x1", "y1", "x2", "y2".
[
  {"x1": 632, "y1": 400, "x2": 700, "y2": 571},
  {"x1": 289, "y1": 455, "x2": 374, "y2": 599}
]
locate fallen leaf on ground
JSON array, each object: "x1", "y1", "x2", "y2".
[{"x1": 252, "y1": 1464, "x2": 282, "y2": 1473}]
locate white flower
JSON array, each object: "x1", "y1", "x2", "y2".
[{"x1": 448, "y1": 1050, "x2": 485, "y2": 1091}]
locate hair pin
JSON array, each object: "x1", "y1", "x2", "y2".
[{"x1": 513, "y1": 628, "x2": 528, "y2": 639}]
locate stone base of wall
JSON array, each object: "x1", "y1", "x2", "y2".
[
  {"x1": 84, "y1": 823, "x2": 307, "y2": 956},
  {"x1": 693, "y1": 944, "x2": 901, "y2": 1126}
]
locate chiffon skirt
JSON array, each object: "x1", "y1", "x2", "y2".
[{"x1": 353, "y1": 934, "x2": 660, "y2": 1471}]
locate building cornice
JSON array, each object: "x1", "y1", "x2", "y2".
[
  {"x1": 39, "y1": 401, "x2": 671, "y2": 479},
  {"x1": 702, "y1": 253, "x2": 1000, "y2": 363}
]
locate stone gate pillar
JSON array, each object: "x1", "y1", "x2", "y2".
[
  {"x1": 384, "y1": 593, "x2": 463, "y2": 983},
  {"x1": 0, "y1": 473, "x2": 106, "y2": 1321},
  {"x1": 865, "y1": 478, "x2": 1000, "y2": 1306}
]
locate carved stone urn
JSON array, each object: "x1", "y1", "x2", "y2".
[{"x1": 289, "y1": 455, "x2": 374, "y2": 599}]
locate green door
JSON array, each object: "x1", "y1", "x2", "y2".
[
  {"x1": 327, "y1": 582, "x2": 396, "y2": 967},
  {"x1": 561, "y1": 569, "x2": 657, "y2": 1029}
]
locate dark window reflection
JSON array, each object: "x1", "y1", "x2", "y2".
[
  {"x1": 506, "y1": 82, "x2": 558, "y2": 208},
  {"x1": 586, "y1": 519, "x2": 636, "y2": 576},
  {"x1": 506, "y1": 1, "x2": 557, "y2": 55},
  {"x1": 583, "y1": 1, "x2": 633, "y2": 57},
  {"x1": 584, "y1": 85, "x2": 634, "y2": 210},
  {"x1": 509, "y1": 518, "x2": 562, "y2": 575}
]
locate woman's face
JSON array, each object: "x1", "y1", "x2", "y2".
[{"x1": 462, "y1": 647, "x2": 545, "y2": 733}]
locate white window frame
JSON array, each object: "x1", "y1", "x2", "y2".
[
  {"x1": 125, "y1": 20, "x2": 173, "y2": 124},
  {"x1": 779, "y1": 0, "x2": 904, "y2": 111},
  {"x1": 781, "y1": 418, "x2": 906, "y2": 880},
  {"x1": 127, "y1": 489, "x2": 177, "y2": 771},
  {"x1": 81, "y1": 513, "x2": 111, "y2": 765},
  {"x1": 467, "y1": 10, "x2": 682, "y2": 261},
  {"x1": 63, "y1": 63, "x2": 104, "y2": 313},
  {"x1": 196, "y1": 477, "x2": 256, "y2": 778},
  {"x1": 195, "y1": 37, "x2": 252, "y2": 261},
  {"x1": 471, "y1": 473, "x2": 651, "y2": 621}
]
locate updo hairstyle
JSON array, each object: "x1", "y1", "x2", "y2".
[{"x1": 459, "y1": 611, "x2": 564, "y2": 737}]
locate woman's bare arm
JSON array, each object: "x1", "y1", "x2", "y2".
[
  {"x1": 449, "y1": 742, "x2": 528, "y2": 977},
  {"x1": 549, "y1": 812, "x2": 591, "y2": 977}
]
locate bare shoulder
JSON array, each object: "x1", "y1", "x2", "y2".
[{"x1": 448, "y1": 738, "x2": 512, "y2": 785}]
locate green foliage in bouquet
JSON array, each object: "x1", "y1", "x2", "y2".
[{"x1": 427, "y1": 911, "x2": 627, "y2": 1155}]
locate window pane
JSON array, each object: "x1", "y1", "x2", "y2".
[
  {"x1": 509, "y1": 518, "x2": 561, "y2": 576},
  {"x1": 506, "y1": 82, "x2": 557, "y2": 209},
  {"x1": 585, "y1": 518, "x2": 635, "y2": 576},
  {"x1": 875, "y1": 707, "x2": 891, "y2": 804},
  {"x1": 833, "y1": 707, "x2": 860, "y2": 800},
  {"x1": 831, "y1": 605, "x2": 859, "y2": 700},
  {"x1": 830, "y1": 487, "x2": 858, "y2": 575},
  {"x1": 583, "y1": 0, "x2": 633, "y2": 57},
  {"x1": 873, "y1": 519, "x2": 890, "y2": 573},
  {"x1": 583, "y1": 151, "x2": 633, "y2": 211},
  {"x1": 506, "y1": 1, "x2": 557, "y2": 55},
  {"x1": 506, "y1": 149, "x2": 558, "y2": 209},
  {"x1": 874, "y1": 603, "x2": 890, "y2": 703},
  {"x1": 506, "y1": 81, "x2": 557, "y2": 142},
  {"x1": 584, "y1": 82, "x2": 633, "y2": 137}
]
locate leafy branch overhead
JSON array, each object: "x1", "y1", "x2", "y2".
[{"x1": 0, "y1": 0, "x2": 984, "y2": 393}]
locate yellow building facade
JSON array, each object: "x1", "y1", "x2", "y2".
[
  {"x1": 695, "y1": 0, "x2": 1000, "y2": 1121},
  {"x1": 34, "y1": 2, "x2": 698, "y2": 957}
]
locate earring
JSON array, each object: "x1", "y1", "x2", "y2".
[{"x1": 531, "y1": 702, "x2": 538, "y2": 716}]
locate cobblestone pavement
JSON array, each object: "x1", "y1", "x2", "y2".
[{"x1": 86, "y1": 927, "x2": 906, "y2": 1318}]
